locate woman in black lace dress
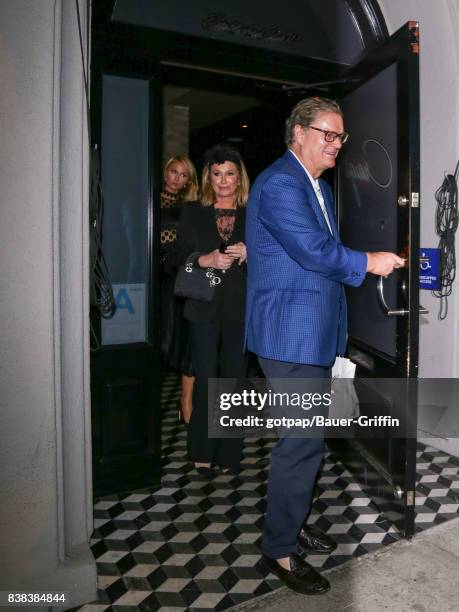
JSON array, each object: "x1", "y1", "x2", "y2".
[
  {"x1": 160, "y1": 156, "x2": 198, "y2": 423},
  {"x1": 177, "y1": 145, "x2": 249, "y2": 475}
]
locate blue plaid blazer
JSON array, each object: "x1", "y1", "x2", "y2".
[{"x1": 245, "y1": 150, "x2": 367, "y2": 366}]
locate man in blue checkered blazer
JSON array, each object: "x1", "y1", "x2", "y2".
[{"x1": 245, "y1": 97, "x2": 404, "y2": 595}]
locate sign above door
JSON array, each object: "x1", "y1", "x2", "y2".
[{"x1": 112, "y1": 0, "x2": 388, "y2": 65}]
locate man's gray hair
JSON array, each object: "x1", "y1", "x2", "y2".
[{"x1": 285, "y1": 96, "x2": 343, "y2": 146}]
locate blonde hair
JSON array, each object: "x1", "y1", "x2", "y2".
[
  {"x1": 200, "y1": 145, "x2": 250, "y2": 207},
  {"x1": 163, "y1": 155, "x2": 199, "y2": 202},
  {"x1": 285, "y1": 97, "x2": 343, "y2": 146}
]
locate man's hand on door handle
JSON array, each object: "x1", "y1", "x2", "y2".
[{"x1": 366, "y1": 252, "x2": 406, "y2": 277}]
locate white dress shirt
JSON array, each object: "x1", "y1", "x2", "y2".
[{"x1": 289, "y1": 149, "x2": 333, "y2": 235}]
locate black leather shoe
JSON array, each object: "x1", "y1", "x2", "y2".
[
  {"x1": 298, "y1": 525, "x2": 337, "y2": 555},
  {"x1": 264, "y1": 553, "x2": 330, "y2": 595}
]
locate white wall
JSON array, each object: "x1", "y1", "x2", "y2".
[
  {"x1": 0, "y1": 0, "x2": 96, "y2": 606},
  {"x1": 378, "y1": 0, "x2": 459, "y2": 454}
]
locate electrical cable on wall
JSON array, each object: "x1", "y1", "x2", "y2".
[
  {"x1": 76, "y1": 0, "x2": 116, "y2": 343},
  {"x1": 89, "y1": 148, "x2": 115, "y2": 319},
  {"x1": 431, "y1": 160, "x2": 458, "y2": 319}
]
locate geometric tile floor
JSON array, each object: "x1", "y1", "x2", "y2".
[{"x1": 78, "y1": 374, "x2": 459, "y2": 610}]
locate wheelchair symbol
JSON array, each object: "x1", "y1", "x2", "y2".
[{"x1": 420, "y1": 255, "x2": 431, "y2": 271}]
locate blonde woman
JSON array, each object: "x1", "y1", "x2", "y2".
[{"x1": 160, "y1": 156, "x2": 198, "y2": 423}]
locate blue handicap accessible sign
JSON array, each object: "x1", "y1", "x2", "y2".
[{"x1": 419, "y1": 248, "x2": 441, "y2": 290}]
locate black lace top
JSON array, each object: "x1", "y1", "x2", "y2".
[
  {"x1": 177, "y1": 202, "x2": 246, "y2": 323},
  {"x1": 160, "y1": 191, "x2": 182, "y2": 275},
  {"x1": 214, "y1": 207, "x2": 237, "y2": 244},
  {"x1": 160, "y1": 189, "x2": 180, "y2": 209}
]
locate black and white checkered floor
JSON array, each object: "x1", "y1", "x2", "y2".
[{"x1": 79, "y1": 374, "x2": 459, "y2": 611}]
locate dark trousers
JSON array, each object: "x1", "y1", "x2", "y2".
[
  {"x1": 188, "y1": 319, "x2": 247, "y2": 469},
  {"x1": 258, "y1": 356, "x2": 331, "y2": 559}
]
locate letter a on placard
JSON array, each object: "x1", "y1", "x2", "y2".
[{"x1": 115, "y1": 287, "x2": 135, "y2": 314}]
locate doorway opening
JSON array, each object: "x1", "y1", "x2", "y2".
[
  {"x1": 89, "y1": 44, "x2": 348, "y2": 498},
  {"x1": 162, "y1": 64, "x2": 330, "y2": 177}
]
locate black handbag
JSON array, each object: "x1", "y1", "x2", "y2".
[{"x1": 174, "y1": 252, "x2": 221, "y2": 302}]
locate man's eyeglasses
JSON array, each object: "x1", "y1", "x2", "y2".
[{"x1": 308, "y1": 125, "x2": 349, "y2": 144}]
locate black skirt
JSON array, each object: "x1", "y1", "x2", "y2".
[
  {"x1": 160, "y1": 204, "x2": 194, "y2": 375},
  {"x1": 160, "y1": 275, "x2": 194, "y2": 375}
]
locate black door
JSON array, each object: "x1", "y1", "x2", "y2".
[
  {"x1": 334, "y1": 22, "x2": 421, "y2": 536},
  {"x1": 90, "y1": 69, "x2": 163, "y2": 497}
]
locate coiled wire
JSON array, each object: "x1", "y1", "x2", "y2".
[
  {"x1": 431, "y1": 161, "x2": 459, "y2": 319},
  {"x1": 89, "y1": 148, "x2": 115, "y2": 320},
  {"x1": 76, "y1": 0, "x2": 115, "y2": 351}
]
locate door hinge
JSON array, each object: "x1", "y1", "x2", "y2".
[
  {"x1": 411, "y1": 192, "x2": 419, "y2": 208},
  {"x1": 406, "y1": 490, "x2": 415, "y2": 506}
]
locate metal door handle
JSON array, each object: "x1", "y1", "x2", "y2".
[
  {"x1": 377, "y1": 276, "x2": 408, "y2": 316},
  {"x1": 377, "y1": 276, "x2": 429, "y2": 316}
]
